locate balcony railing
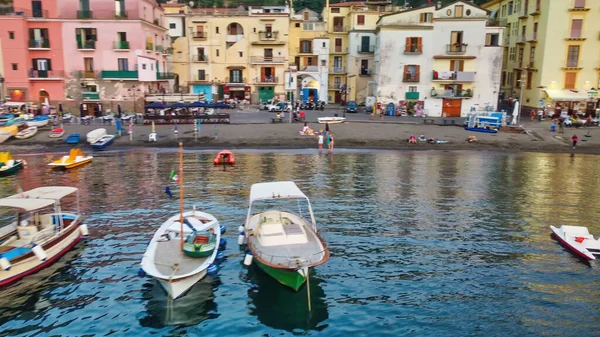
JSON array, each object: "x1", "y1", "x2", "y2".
[
  {"x1": 357, "y1": 45, "x2": 375, "y2": 53},
  {"x1": 77, "y1": 10, "x2": 93, "y2": 19},
  {"x1": 28, "y1": 39, "x2": 50, "y2": 49},
  {"x1": 226, "y1": 34, "x2": 244, "y2": 43},
  {"x1": 436, "y1": 89, "x2": 473, "y2": 98},
  {"x1": 329, "y1": 83, "x2": 342, "y2": 90},
  {"x1": 567, "y1": 32, "x2": 585, "y2": 40},
  {"x1": 360, "y1": 69, "x2": 372, "y2": 76},
  {"x1": 113, "y1": 41, "x2": 130, "y2": 50},
  {"x1": 332, "y1": 24, "x2": 347, "y2": 32},
  {"x1": 193, "y1": 54, "x2": 208, "y2": 62},
  {"x1": 258, "y1": 31, "x2": 279, "y2": 41},
  {"x1": 516, "y1": 35, "x2": 527, "y2": 43},
  {"x1": 329, "y1": 67, "x2": 346, "y2": 74},
  {"x1": 299, "y1": 65, "x2": 319, "y2": 72},
  {"x1": 518, "y1": 9, "x2": 528, "y2": 18},
  {"x1": 405, "y1": 92, "x2": 420, "y2": 100},
  {"x1": 192, "y1": 32, "x2": 207, "y2": 40},
  {"x1": 157, "y1": 72, "x2": 176, "y2": 80},
  {"x1": 297, "y1": 47, "x2": 313, "y2": 54},
  {"x1": 332, "y1": 47, "x2": 348, "y2": 54},
  {"x1": 0, "y1": 7, "x2": 49, "y2": 18},
  {"x1": 114, "y1": 12, "x2": 128, "y2": 19},
  {"x1": 446, "y1": 44, "x2": 467, "y2": 54},
  {"x1": 527, "y1": 33, "x2": 537, "y2": 42},
  {"x1": 101, "y1": 70, "x2": 139, "y2": 79},
  {"x1": 28, "y1": 70, "x2": 64, "y2": 79},
  {"x1": 156, "y1": 45, "x2": 163, "y2": 53},
  {"x1": 225, "y1": 77, "x2": 246, "y2": 83},
  {"x1": 404, "y1": 45, "x2": 422, "y2": 54},
  {"x1": 403, "y1": 73, "x2": 420, "y2": 82},
  {"x1": 251, "y1": 56, "x2": 285, "y2": 63},
  {"x1": 146, "y1": 42, "x2": 153, "y2": 51},
  {"x1": 82, "y1": 92, "x2": 100, "y2": 100},
  {"x1": 76, "y1": 70, "x2": 98, "y2": 79},
  {"x1": 77, "y1": 40, "x2": 96, "y2": 50},
  {"x1": 190, "y1": 74, "x2": 210, "y2": 82},
  {"x1": 432, "y1": 71, "x2": 475, "y2": 82},
  {"x1": 255, "y1": 76, "x2": 279, "y2": 84}
]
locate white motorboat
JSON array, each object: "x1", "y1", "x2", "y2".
[
  {"x1": 15, "y1": 126, "x2": 38, "y2": 139},
  {"x1": 0, "y1": 187, "x2": 89, "y2": 287},
  {"x1": 0, "y1": 125, "x2": 18, "y2": 144},
  {"x1": 140, "y1": 143, "x2": 222, "y2": 299},
  {"x1": 25, "y1": 116, "x2": 50, "y2": 128},
  {"x1": 550, "y1": 225, "x2": 600, "y2": 261},
  {"x1": 241, "y1": 181, "x2": 329, "y2": 291},
  {"x1": 86, "y1": 128, "x2": 107, "y2": 144},
  {"x1": 318, "y1": 117, "x2": 346, "y2": 124}
]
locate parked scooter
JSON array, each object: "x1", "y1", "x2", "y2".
[
  {"x1": 302, "y1": 102, "x2": 315, "y2": 110},
  {"x1": 318, "y1": 101, "x2": 325, "y2": 111}
]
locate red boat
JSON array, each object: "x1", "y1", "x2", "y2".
[{"x1": 214, "y1": 150, "x2": 235, "y2": 165}]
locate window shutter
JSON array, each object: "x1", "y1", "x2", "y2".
[
  {"x1": 417, "y1": 37, "x2": 422, "y2": 52},
  {"x1": 419, "y1": 13, "x2": 424, "y2": 23},
  {"x1": 32, "y1": 59, "x2": 38, "y2": 70},
  {"x1": 403, "y1": 65, "x2": 408, "y2": 74},
  {"x1": 565, "y1": 72, "x2": 576, "y2": 89},
  {"x1": 485, "y1": 33, "x2": 492, "y2": 46},
  {"x1": 459, "y1": 61, "x2": 464, "y2": 71},
  {"x1": 450, "y1": 60, "x2": 455, "y2": 71},
  {"x1": 405, "y1": 37, "x2": 410, "y2": 52},
  {"x1": 47, "y1": 58, "x2": 52, "y2": 70},
  {"x1": 415, "y1": 65, "x2": 420, "y2": 81}
]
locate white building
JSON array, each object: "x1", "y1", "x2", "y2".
[{"x1": 374, "y1": 0, "x2": 504, "y2": 117}]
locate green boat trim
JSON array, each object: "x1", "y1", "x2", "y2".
[
  {"x1": 183, "y1": 231, "x2": 216, "y2": 258},
  {"x1": 254, "y1": 258, "x2": 306, "y2": 291},
  {"x1": 0, "y1": 161, "x2": 23, "y2": 177}
]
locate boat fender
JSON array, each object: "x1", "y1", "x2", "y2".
[
  {"x1": 238, "y1": 225, "x2": 244, "y2": 233},
  {"x1": 32, "y1": 244, "x2": 47, "y2": 261},
  {"x1": 138, "y1": 268, "x2": 147, "y2": 277},
  {"x1": 220, "y1": 224, "x2": 226, "y2": 235},
  {"x1": 243, "y1": 252, "x2": 253, "y2": 266},
  {"x1": 207, "y1": 264, "x2": 219, "y2": 276},
  {"x1": 216, "y1": 251, "x2": 225, "y2": 260},
  {"x1": 237, "y1": 232, "x2": 245, "y2": 245},
  {"x1": 79, "y1": 224, "x2": 89, "y2": 237},
  {"x1": 0, "y1": 257, "x2": 11, "y2": 271},
  {"x1": 219, "y1": 238, "x2": 227, "y2": 250}
]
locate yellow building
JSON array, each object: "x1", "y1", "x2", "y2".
[
  {"x1": 483, "y1": 0, "x2": 600, "y2": 114},
  {"x1": 323, "y1": 2, "x2": 352, "y2": 103}
]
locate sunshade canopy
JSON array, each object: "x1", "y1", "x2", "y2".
[
  {"x1": 544, "y1": 89, "x2": 589, "y2": 102},
  {"x1": 249, "y1": 181, "x2": 308, "y2": 202},
  {"x1": 7, "y1": 186, "x2": 78, "y2": 200},
  {"x1": 0, "y1": 198, "x2": 56, "y2": 211}
]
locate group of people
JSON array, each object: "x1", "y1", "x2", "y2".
[{"x1": 301, "y1": 122, "x2": 334, "y2": 154}]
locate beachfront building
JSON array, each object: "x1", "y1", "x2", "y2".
[
  {"x1": 287, "y1": 8, "x2": 329, "y2": 104},
  {"x1": 374, "y1": 1, "x2": 504, "y2": 117},
  {"x1": 0, "y1": 0, "x2": 66, "y2": 105},
  {"x1": 59, "y1": 0, "x2": 171, "y2": 115},
  {"x1": 482, "y1": 0, "x2": 600, "y2": 114},
  {"x1": 323, "y1": 2, "x2": 352, "y2": 104}
]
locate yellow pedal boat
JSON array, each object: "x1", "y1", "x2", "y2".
[{"x1": 48, "y1": 149, "x2": 93, "y2": 169}]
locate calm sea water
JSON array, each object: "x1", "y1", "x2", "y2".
[{"x1": 1, "y1": 149, "x2": 600, "y2": 337}]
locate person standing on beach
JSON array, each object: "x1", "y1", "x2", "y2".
[
  {"x1": 572, "y1": 134, "x2": 578, "y2": 150},
  {"x1": 558, "y1": 118, "x2": 565, "y2": 133},
  {"x1": 328, "y1": 133, "x2": 335, "y2": 154},
  {"x1": 325, "y1": 122, "x2": 330, "y2": 133},
  {"x1": 317, "y1": 132, "x2": 324, "y2": 153}
]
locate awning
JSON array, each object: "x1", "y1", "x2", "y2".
[
  {"x1": 7, "y1": 186, "x2": 78, "y2": 200},
  {"x1": 544, "y1": 89, "x2": 590, "y2": 102},
  {"x1": 249, "y1": 181, "x2": 308, "y2": 202},
  {"x1": 0, "y1": 198, "x2": 56, "y2": 211}
]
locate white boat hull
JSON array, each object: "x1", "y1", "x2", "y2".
[
  {"x1": 26, "y1": 120, "x2": 49, "y2": 127},
  {"x1": 156, "y1": 270, "x2": 207, "y2": 299},
  {"x1": 0, "y1": 132, "x2": 11, "y2": 144},
  {"x1": 550, "y1": 225, "x2": 600, "y2": 261},
  {"x1": 87, "y1": 128, "x2": 107, "y2": 144},
  {"x1": 15, "y1": 127, "x2": 38, "y2": 139},
  {"x1": 318, "y1": 117, "x2": 345, "y2": 124}
]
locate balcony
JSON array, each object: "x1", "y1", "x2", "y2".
[
  {"x1": 146, "y1": 42, "x2": 153, "y2": 51},
  {"x1": 569, "y1": 4, "x2": 590, "y2": 11},
  {"x1": 225, "y1": 77, "x2": 246, "y2": 84},
  {"x1": 29, "y1": 70, "x2": 64, "y2": 80},
  {"x1": 530, "y1": 7, "x2": 541, "y2": 16},
  {"x1": 404, "y1": 45, "x2": 422, "y2": 55},
  {"x1": 113, "y1": 41, "x2": 130, "y2": 50},
  {"x1": 77, "y1": 70, "x2": 98, "y2": 79},
  {"x1": 190, "y1": 74, "x2": 210, "y2": 83},
  {"x1": 157, "y1": 72, "x2": 176, "y2": 80},
  {"x1": 114, "y1": 12, "x2": 128, "y2": 19},
  {"x1": 432, "y1": 71, "x2": 475, "y2": 82},
  {"x1": 562, "y1": 60, "x2": 582, "y2": 70},
  {"x1": 101, "y1": 70, "x2": 139, "y2": 80},
  {"x1": 357, "y1": 45, "x2": 375, "y2": 53},
  {"x1": 82, "y1": 92, "x2": 100, "y2": 100},
  {"x1": 516, "y1": 35, "x2": 527, "y2": 44},
  {"x1": 331, "y1": 47, "x2": 349, "y2": 54},
  {"x1": 193, "y1": 54, "x2": 209, "y2": 62},
  {"x1": 566, "y1": 33, "x2": 586, "y2": 41},
  {"x1": 156, "y1": 45, "x2": 163, "y2": 53},
  {"x1": 299, "y1": 65, "x2": 319, "y2": 72},
  {"x1": 258, "y1": 31, "x2": 279, "y2": 41},
  {"x1": 526, "y1": 61, "x2": 536, "y2": 69},
  {"x1": 296, "y1": 47, "x2": 313, "y2": 54},
  {"x1": 328, "y1": 84, "x2": 342, "y2": 90},
  {"x1": 77, "y1": 40, "x2": 96, "y2": 50},
  {"x1": 405, "y1": 92, "x2": 420, "y2": 100},
  {"x1": 403, "y1": 73, "x2": 420, "y2": 82},
  {"x1": 527, "y1": 33, "x2": 537, "y2": 42},
  {"x1": 329, "y1": 67, "x2": 346, "y2": 74},
  {"x1": 255, "y1": 76, "x2": 279, "y2": 85},
  {"x1": 332, "y1": 24, "x2": 347, "y2": 33},
  {"x1": 435, "y1": 89, "x2": 473, "y2": 98},
  {"x1": 446, "y1": 44, "x2": 467, "y2": 54},
  {"x1": 226, "y1": 34, "x2": 244, "y2": 43},
  {"x1": 192, "y1": 32, "x2": 207, "y2": 40},
  {"x1": 360, "y1": 68, "x2": 372, "y2": 77},
  {"x1": 77, "y1": 10, "x2": 93, "y2": 19},
  {"x1": 0, "y1": 7, "x2": 49, "y2": 18},
  {"x1": 28, "y1": 39, "x2": 50, "y2": 49},
  {"x1": 518, "y1": 9, "x2": 528, "y2": 19},
  {"x1": 251, "y1": 56, "x2": 285, "y2": 64}
]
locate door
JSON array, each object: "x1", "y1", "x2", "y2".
[
  {"x1": 333, "y1": 56, "x2": 342, "y2": 71},
  {"x1": 442, "y1": 99, "x2": 462, "y2": 117},
  {"x1": 84, "y1": 57, "x2": 94, "y2": 78},
  {"x1": 258, "y1": 87, "x2": 274, "y2": 102},
  {"x1": 334, "y1": 91, "x2": 342, "y2": 103},
  {"x1": 335, "y1": 38, "x2": 342, "y2": 53},
  {"x1": 32, "y1": 1, "x2": 43, "y2": 17},
  {"x1": 264, "y1": 48, "x2": 273, "y2": 61},
  {"x1": 450, "y1": 31, "x2": 463, "y2": 51},
  {"x1": 360, "y1": 36, "x2": 370, "y2": 52}
]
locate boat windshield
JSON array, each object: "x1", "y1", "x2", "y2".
[{"x1": 248, "y1": 198, "x2": 314, "y2": 224}]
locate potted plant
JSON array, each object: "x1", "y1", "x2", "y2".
[{"x1": 465, "y1": 88, "x2": 473, "y2": 97}]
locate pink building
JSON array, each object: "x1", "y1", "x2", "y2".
[
  {"x1": 0, "y1": 0, "x2": 65, "y2": 104},
  {"x1": 58, "y1": 0, "x2": 171, "y2": 115}
]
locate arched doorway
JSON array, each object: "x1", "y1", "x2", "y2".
[
  {"x1": 297, "y1": 75, "x2": 320, "y2": 103},
  {"x1": 39, "y1": 90, "x2": 50, "y2": 104}
]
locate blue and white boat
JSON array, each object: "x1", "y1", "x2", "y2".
[
  {"x1": 66, "y1": 133, "x2": 80, "y2": 144},
  {"x1": 26, "y1": 115, "x2": 50, "y2": 128},
  {"x1": 91, "y1": 135, "x2": 115, "y2": 150}
]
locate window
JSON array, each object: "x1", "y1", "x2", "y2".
[
  {"x1": 357, "y1": 15, "x2": 365, "y2": 25},
  {"x1": 115, "y1": 0, "x2": 125, "y2": 16},
  {"x1": 333, "y1": 17, "x2": 344, "y2": 32},
  {"x1": 507, "y1": 72, "x2": 512, "y2": 87},
  {"x1": 300, "y1": 40, "x2": 312, "y2": 53},
  {"x1": 449, "y1": 60, "x2": 464, "y2": 71},
  {"x1": 509, "y1": 47, "x2": 515, "y2": 61},
  {"x1": 9, "y1": 31, "x2": 14, "y2": 39},
  {"x1": 216, "y1": 49, "x2": 219, "y2": 57},
  {"x1": 501, "y1": 72, "x2": 506, "y2": 86},
  {"x1": 567, "y1": 45, "x2": 579, "y2": 67},
  {"x1": 334, "y1": 76, "x2": 341, "y2": 88},
  {"x1": 198, "y1": 70, "x2": 206, "y2": 81},
  {"x1": 142, "y1": 64, "x2": 146, "y2": 70},
  {"x1": 76, "y1": 28, "x2": 97, "y2": 49},
  {"x1": 295, "y1": 23, "x2": 300, "y2": 28},
  {"x1": 514, "y1": 70, "x2": 521, "y2": 87},
  {"x1": 333, "y1": 56, "x2": 342, "y2": 70},
  {"x1": 455, "y1": 5, "x2": 464, "y2": 17},
  {"x1": 526, "y1": 71, "x2": 533, "y2": 89},
  {"x1": 570, "y1": 19, "x2": 582, "y2": 38},
  {"x1": 32, "y1": 0, "x2": 43, "y2": 18},
  {"x1": 518, "y1": 48, "x2": 524, "y2": 67},
  {"x1": 84, "y1": 57, "x2": 94, "y2": 72},
  {"x1": 501, "y1": 4, "x2": 507, "y2": 17},
  {"x1": 360, "y1": 59, "x2": 369, "y2": 75},
  {"x1": 229, "y1": 69, "x2": 242, "y2": 83},
  {"x1": 529, "y1": 46, "x2": 535, "y2": 66},
  {"x1": 334, "y1": 38, "x2": 342, "y2": 52},
  {"x1": 150, "y1": 63, "x2": 153, "y2": 71},
  {"x1": 535, "y1": 0, "x2": 540, "y2": 10},
  {"x1": 408, "y1": 86, "x2": 417, "y2": 92},
  {"x1": 331, "y1": 8, "x2": 340, "y2": 13},
  {"x1": 303, "y1": 11, "x2": 309, "y2": 20},
  {"x1": 32, "y1": 58, "x2": 51, "y2": 71},
  {"x1": 29, "y1": 28, "x2": 49, "y2": 48},
  {"x1": 403, "y1": 65, "x2": 420, "y2": 82},
  {"x1": 322, "y1": 42, "x2": 326, "y2": 48},
  {"x1": 508, "y1": 1, "x2": 513, "y2": 15},
  {"x1": 216, "y1": 26, "x2": 219, "y2": 34},
  {"x1": 169, "y1": 23, "x2": 176, "y2": 29},
  {"x1": 404, "y1": 37, "x2": 422, "y2": 53},
  {"x1": 564, "y1": 72, "x2": 576, "y2": 89},
  {"x1": 238, "y1": 51, "x2": 243, "y2": 57},
  {"x1": 574, "y1": 0, "x2": 586, "y2": 9},
  {"x1": 84, "y1": 84, "x2": 97, "y2": 92},
  {"x1": 485, "y1": 33, "x2": 499, "y2": 46},
  {"x1": 118, "y1": 58, "x2": 128, "y2": 71},
  {"x1": 419, "y1": 13, "x2": 432, "y2": 23}
]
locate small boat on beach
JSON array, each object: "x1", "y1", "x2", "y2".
[
  {"x1": 48, "y1": 148, "x2": 93, "y2": 169},
  {"x1": 49, "y1": 128, "x2": 64, "y2": 138},
  {"x1": 241, "y1": 181, "x2": 329, "y2": 291},
  {"x1": 25, "y1": 116, "x2": 50, "y2": 128},
  {"x1": 318, "y1": 117, "x2": 345, "y2": 124},
  {"x1": 0, "y1": 186, "x2": 88, "y2": 287},
  {"x1": 15, "y1": 126, "x2": 38, "y2": 140},
  {"x1": 5, "y1": 117, "x2": 25, "y2": 127},
  {"x1": 140, "y1": 143, "x2": 223, "y2": 299},
  {"x1": 86, "y1": 128, "x2": 107, "y2": 144},
  {"x1": 550, "y1": 225, "x2": 600, "y2": 261},
  {"x1": 66, "y1": 134, "x2": 80, "y2": 144},
  {"x1": 0, "y1": 114, "x2": 14, "y2": 125},
  {"x1": 213, "y1": 150, "x2": 235, "y2": 165},
  {"x1": 0, "y1": 152, "x2": 24, "y2": 177},
  {"x1": 0, "y1": 125, "x2": 18, "y2": 144},
  {"x1": 91, "y1": 135, "x2": 115, "y2": 150}
]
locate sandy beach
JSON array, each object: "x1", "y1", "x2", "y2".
[{"x1": 2, "y1": 118, "x2": 599, "y2": 154}]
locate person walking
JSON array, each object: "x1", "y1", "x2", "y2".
[
  {"x1": 572, "y1": 134, "x2": 579, "y2": 150},
  {"x1": 558, "y1": 118, "x2": 565, "y2": 133}
]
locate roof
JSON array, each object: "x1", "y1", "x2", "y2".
[
  {"x1": 6, "y1": 187, "x2": 78, "y2": 201},
  {"x1": 0, "y1": 198, "x2": 56, "y2": 211},
  {"x1": 330, "y1": 2, "x2": 367, "y2": 8},
  {"x1": 249, "y1": 181, "x2": 308, "y2": 202}
]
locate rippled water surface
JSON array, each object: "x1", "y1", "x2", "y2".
[{"x1": 1, "y1": 149, "x2": 600, "y2": 337}]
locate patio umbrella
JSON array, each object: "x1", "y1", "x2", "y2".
[
  {"x1": 208, "y1": 103, "x2": 229, "y2": 109},
  {"x1": 169, "y1": 102, "x2": 187, "y2": 108},
  {"x1": 145, "y1": 102, "x2": 166, "y2": 109},
  {"x1": 188, "y1": 101, "x2": 208, "y2": 108}
]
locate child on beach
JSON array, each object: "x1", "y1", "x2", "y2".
[
  {"x1": 317, "y1": 133, "x2": 324, "y2": 153},
  {"x1": 327, "y1": 133, "x2": 335, "y2": 153},
  {"x1": 572, "y1": 134, "x2": 579, "y2": 149}
]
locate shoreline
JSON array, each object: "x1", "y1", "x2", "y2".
[{"x1": 2, "y1": 122, "x2": 598, "y2": 155}]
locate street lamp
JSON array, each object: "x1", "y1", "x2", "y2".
[
  {"x1": 517, "y1": 72, "x2": 526, "y2": 125},
  {"x1": 128, "y1": 86, "x2": 142, "y2": 113}
]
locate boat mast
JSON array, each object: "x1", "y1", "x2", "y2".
[{"x1": 179, "y1": 142, "x2": 184, "y2": 250}]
